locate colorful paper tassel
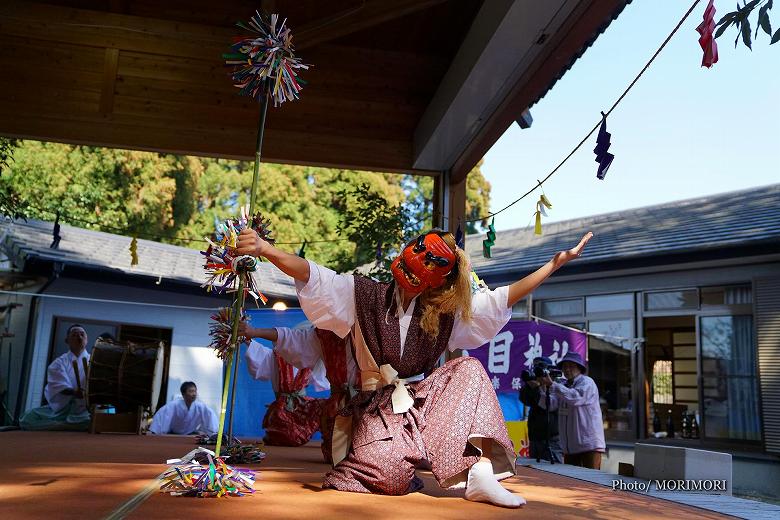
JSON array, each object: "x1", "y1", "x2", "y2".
[
  {"x1": 696, "y1": 0, "x2": 719, "y2": 68},
  {"x1": 208, "y1": 307, "x2": 247, "y2": 360},
  {"x1": 594, "y1": 112, "x2": 615, "y2": 180},
  {"x1": 224, "y1": 12, "x2": 310, "y2": 106},
  {"x1": 200, "y1": 206, "x2": 274, "y2": 306},
  {"x1": 534, "y1": 194, "x2": 552, "y2": 236},
  {"x1": 482, "y1": 217, "x2": 496, "y2": 258}
]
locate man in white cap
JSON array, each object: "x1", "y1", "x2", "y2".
[{"x1": 538, "y1": 352, "x2": 605, "y2": 469}]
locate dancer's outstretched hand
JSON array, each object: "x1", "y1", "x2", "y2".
[
  {"x1": 236, "y1": 228, "x2": 272, "y2": 258},
  {"x1": 551, "y1": 232, "x2": 593, "y2": 270}
]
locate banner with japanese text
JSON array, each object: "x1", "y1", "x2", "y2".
[{"x1": 464, "y1": 320, "x2": 587, "y2": 394}]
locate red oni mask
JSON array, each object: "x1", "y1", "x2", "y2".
[{"x1": 391, "y1": 233, "x2": 456, "y2": 294}]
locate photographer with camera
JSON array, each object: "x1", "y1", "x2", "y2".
[
  {"x1": 519, "y1": 356, "x2": 563, "y2": 463},
  {"x1": 538, "y1": 352, "x2": 605, "y2": 470}
]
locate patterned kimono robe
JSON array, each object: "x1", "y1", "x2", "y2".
[{"x1": 294, "y1": 260, "x2": 516, "y2": 495}]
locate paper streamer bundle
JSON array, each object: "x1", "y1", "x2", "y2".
[
  {"x1": 593, "y1": 112, "x2": 614, "y2": 180},
  {"x1": 201, "y1": 206, "x2": 275, "y2": 306},
  {"x1": 196, "y1": 432, "x2": 241, "y2": 446},
  {"x1": 696, "y1": 0, "x2": 718, "y2": 68},
  {"x1": 224, "y1": 443, "x2": 267, "y2": 464},
  {"x1": 194, "y1": 437, "x2": 267, "y2": 464},
  {"x1": 208, "y1": 307, "x2": 247, "y2": 360},
  {"x1": 160, "y1": 448, "x2": 255, "y2": 498},
  {"x1": 224, "y1": 12, "x2": 310, "y2": 106}
]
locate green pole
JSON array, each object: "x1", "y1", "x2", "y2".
[{"x1": 216, "y1": 91, "x2": 270, "y2": 457}]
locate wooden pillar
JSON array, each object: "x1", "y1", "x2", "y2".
[
  {"x1": 447, "y1": 170, "x2": 466, "y2": 235},
  {"x1": 445, "y1": 170, "x2": 467, "y2": 361}
]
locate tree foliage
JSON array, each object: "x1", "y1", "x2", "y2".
[
  {"x1": 0, "y1": 140, "x2": 492, "y2": 272},
  {"x1": 716, "y1": 0, "x2": 780, "y2": 48}
]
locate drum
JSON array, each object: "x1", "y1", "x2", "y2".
[{"x1": 86, "y1": 339, "x2": 165, "y2": 413}]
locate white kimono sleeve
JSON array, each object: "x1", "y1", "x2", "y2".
[
  {"x1": 149, "y1": 402, "x2": 173, "y2": 434},
  {"x1": 244, "y1": 341, "x2": 276, "y2": 381},
  {"x1": 295, "y1": 260, "x2": 355, "y2": 338},
  {"x1": 449, "y1": 285, "x2": 512, "y2": 351},
  {"x1": 199, "y1": 402, "x2": 219, "y2": 435},
  {"x1": 44, "y1": 356, "x2": 75, "y2": 414},
  {"x1": 273, "y1": 326, "x2": 330, "y2": 391}
]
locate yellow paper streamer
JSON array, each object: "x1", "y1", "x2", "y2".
[{"x1": 129, "y1": 236, "x2": 139, "y2": 266}]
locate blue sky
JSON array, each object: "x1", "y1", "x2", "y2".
[{"x1": 481, "y1": 0, "x2": 780, "y2": 232}]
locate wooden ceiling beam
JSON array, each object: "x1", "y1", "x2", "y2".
[{"x1": 296, "y1": 0, "x2": 448, "y2": 50}]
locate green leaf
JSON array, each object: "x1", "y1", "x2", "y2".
[
  {"x1": 715, "y1": 19, "x2": 734, "y2": 38},
  {"x1": 772, "y1": 27, "x2": 780, "y2": 43},
  {"x1": 758, "y1": 2, "x2": 773, "y2": 36},
  {"x1": 742, "y1": 17, "x2": 753, "y2": 48},
  {"x1": 716, "y1": 11, "x2": 738, "y2": 26}
]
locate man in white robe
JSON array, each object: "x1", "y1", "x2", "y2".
[
  {"x1": 20, "y1": 324, "x2": 91, "y2": 431},
  {"x1": 149, "y1": 381, "x2": 219, "y2": 435}
]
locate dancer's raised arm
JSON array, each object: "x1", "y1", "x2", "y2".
[
  {"x1": 236, "y1": 228, "x2": 310, "y2": 282},
  {"x1": 506, "y1": 232, "x2": 593, "y2": 307}
]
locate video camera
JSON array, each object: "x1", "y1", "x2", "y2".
[
  {"x1": 533, "y1": 364, "x2": 563, "y2": 380},
  {"x1": 520, "y1": 359, "x2": 563, "y2": 383}
]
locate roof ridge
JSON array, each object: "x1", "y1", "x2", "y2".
[{"x1": 466, "y1": 182, "x2": 780, "y2": 238}]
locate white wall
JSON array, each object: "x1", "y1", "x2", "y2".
[{"x1": 25, "y1": 278, "x2": 227, "y2": 416}]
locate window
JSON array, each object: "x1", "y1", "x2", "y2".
[
  {"x1": 644, "y1": 290, "x2": 698, "y2": 311},
  {"x1": 586, "y1": 293, "x2": 634, "y2": 314},
  {"x1": 589, "y1": 337, "x2": 633, "y2": 441},
  {"x1": 701, "y1": 285, "x2": 752, "y2": 306},
  {"x1": 589, "y1": 319, "x2": 634, "y2": 349},
  {"x1": 652, "y1": 360, "x2": 673, "y2": 404},
  {"x1": 700, "y1": 315, "x2": 761, "y2": 441},
  {"x1": 511, "y1": 298, "x2": 528, "y2": 319},
  {"x1": 540, "y1": 298, "x2": 583, "y2": 318}
]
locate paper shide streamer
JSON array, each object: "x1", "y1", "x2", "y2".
[
  {"x1": 208, "y1": 307, "x2": 247, "y2": 360},
  {"x1": 200, "y1": 206, "x2": 274, "y2": 307},
  {"x1": 696, "y1": 0, "x2": 718, "y2": 68},
  {"x1": 224, "y1": 12, "x2": 310, "y2": 106},
  {"x1": 534, "y1": 193, "x2": 552, "y2": 236},
  {"x1": 482, "y1": 217, "x2": 496, "y2": 258},
  {"x1": 594, "y1": 112, "x2": 615, "y2": 180}
]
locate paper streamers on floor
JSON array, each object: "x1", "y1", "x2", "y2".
[
  {"x1": 201, "y1": 206, "x2": 274, "y2": 306},
  {"x1": 196, "y1": 435, "x2": 267, "y2": 464},
  {"x1": 224, "y1": 12, "x2": 310, "y2": 106},
  {"x1": 160, "y1": 448, "x2": 255, "y2": 498},
  {"x1": 208, "y1": 307, "x2": 247, "y2": 360}
]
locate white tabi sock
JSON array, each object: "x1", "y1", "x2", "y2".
[{"x1": 464, "y1": 459, "x2": 525, "y2": 508}]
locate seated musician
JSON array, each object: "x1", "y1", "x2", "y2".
[
  {"x1": 149, "y1": 381, "x2": 219, "y2": 435},
  {"x1": 19, "y1": 324, "x2": 91, "y2": 431}
]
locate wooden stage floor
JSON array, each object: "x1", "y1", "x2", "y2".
[{"x1": 1, "y1": 431, "x2": 732, "y2": 519}]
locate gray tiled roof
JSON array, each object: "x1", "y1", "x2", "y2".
[
  {"x1": 466, "y1": 183, "x2": 780, "y2": 277},
  {"x1": 0, "y1": 219, "x2": 297, "y2": 299}
]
